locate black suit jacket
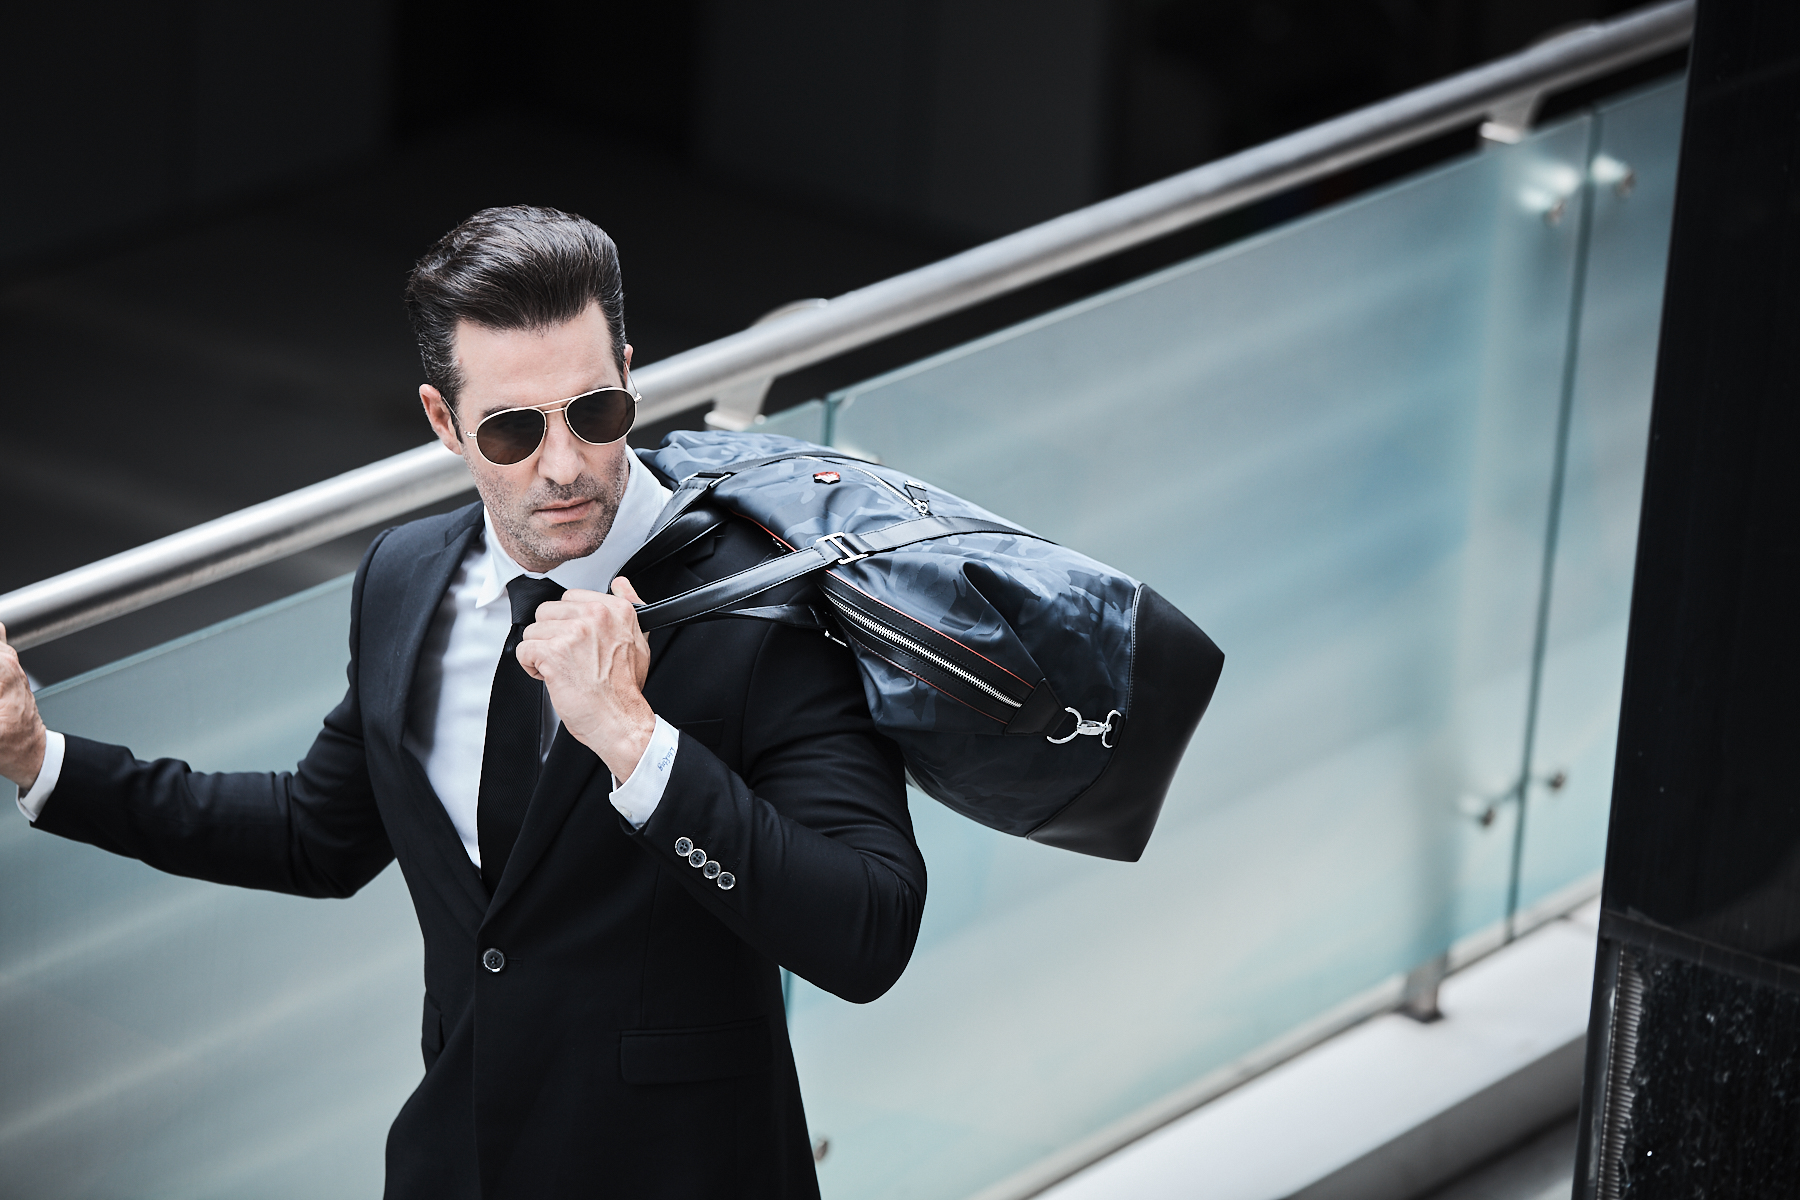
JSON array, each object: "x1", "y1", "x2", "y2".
[{"x1": 37, "y1": 501, "x2": 925, "y2": 1199}]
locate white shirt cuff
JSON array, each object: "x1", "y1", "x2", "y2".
[
  {"x1": 17, "y1": 730, "x2": 66, "y2": 823},
  {"x1": 609, "y1": 716, "x2": 680, "y2": 830}
]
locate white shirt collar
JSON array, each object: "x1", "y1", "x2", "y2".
[{"x1": 472, "y1": 452, "x2": 672, "y2": 609}]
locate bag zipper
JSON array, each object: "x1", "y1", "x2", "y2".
[
  {"x1": 737, "y1": 453, "x2": 930, "y2": 516},
  {"x1": 825, "y1": 593, "x2": 1022, "y2": 709},
  {"x1": 838, "y1": 461, "x2": 931, "y2": 516}
]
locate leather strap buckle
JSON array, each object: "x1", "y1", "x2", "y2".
[{"x1": 816, "y1": 532, "x2": 872, "y2": 564}]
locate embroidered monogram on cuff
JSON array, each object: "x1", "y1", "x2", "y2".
[
  {"x1": 672, "y1": 837, "x2": 737, "y2": 890},
  {"x1": 609, "y1": 716, "x2": 680, "y2": 829}
]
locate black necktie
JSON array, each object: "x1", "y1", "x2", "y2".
[{"x1": 478, "y1": 575, "x2": 566, "y2": 893}]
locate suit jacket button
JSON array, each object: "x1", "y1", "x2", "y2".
[
  {"x1": 688, "y1": 848, "x2": 708, "y2": 868},
  {"x1": 702, "y1": 860, "x2": 722, "y2": 879},
  {"x1": 675, "y1": 837, "x2": 694, "y2": 856},
  {"x1": 482, "y1": 948, "x2": 505, "y2": 973},
  {"x1": 717, "y1": 872, "x2": 736, "y2": 891}
]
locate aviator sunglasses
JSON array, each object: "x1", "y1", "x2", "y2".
[{"x1": 462, "y1": 385, "x2": 639, "y2": 465}]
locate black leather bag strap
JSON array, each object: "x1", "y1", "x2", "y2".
[
  {"x1": 620, "y1": 504, "x2": 732, "y2": 582},
  {"x1": 713, "y1": 603, "x2": 827, "y2": 629},
  {"x1": 633, "y1": 515, "x2": 1040, "y2": 632},
  {"x1": 634, "y1": 450, "x2": 862, "y2": 555},
  {"x1": 639, "y1": 471, "x2": 729, "y2": 544}
]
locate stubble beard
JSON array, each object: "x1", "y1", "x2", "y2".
[{"x1": 482, "y1": 455, "x2": 630, "y2": 572}]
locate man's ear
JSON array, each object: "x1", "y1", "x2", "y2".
[{"x1": 421, "y1": 385, "x2": 464, "y2": 456}]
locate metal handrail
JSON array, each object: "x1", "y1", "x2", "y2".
[{"x1": 0, "y1": 0, "x2": 1692, "y2": 651}]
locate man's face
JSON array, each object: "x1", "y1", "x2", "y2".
[{"x1": 420, "y1": 302, "x2": 633, "y2": 573}]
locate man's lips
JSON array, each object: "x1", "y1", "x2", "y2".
[{"x1": 534, "y1": 498, "x2": 597, "y2": 524}]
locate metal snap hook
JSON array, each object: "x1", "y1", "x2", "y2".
[{"x1": 1047, "y1": 707, "x2": 1122, "y2": 747}]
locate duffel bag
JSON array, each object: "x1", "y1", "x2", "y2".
[{"x1": 623, "y1": 431, "x2": 1223, "y2": 862}]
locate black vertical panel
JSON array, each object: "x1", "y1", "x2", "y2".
[
  {"x1": 1601, "y1": 0, "x2": 1800, "y2": 956},
  {"x1": 1577, "y1": 1, "x2": 1800, "y2": 1194}
]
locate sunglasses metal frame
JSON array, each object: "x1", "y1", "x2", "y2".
[{"x1": 461, "y1": 385, "x2": 640, "y2": 466}]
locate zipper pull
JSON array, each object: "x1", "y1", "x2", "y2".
[{"x1": 903, "y1": 481, "x2": 931, "y2": 516}]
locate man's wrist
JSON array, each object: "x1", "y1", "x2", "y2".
[
  {"x1": 3, "y1": 722, "x2": 45, "y2": 792},
  {"x1": 608, "y1": 716, "x2": 680, "y2": 830},
  {"x1": 599, "y1": 705, "x2": 658, "y2": 783}
]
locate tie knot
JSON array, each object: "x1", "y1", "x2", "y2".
[{"x1": 506, "y1": 576, "x2": 566, "y2": 626}]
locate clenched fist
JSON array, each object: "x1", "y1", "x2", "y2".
[
  {"x1": 0, "y1": 624, "x2": 47, "y2": 791},
  {"x1": 515, "y1": 578, "x2": 656, "y2": 782}
]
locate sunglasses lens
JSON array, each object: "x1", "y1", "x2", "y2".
[
  {"x1": 475, "y1": 408, "x2": 548, "y2": 465},
  {"x1": 566, "y1": 388, "x2": 636, "y2": 446}
]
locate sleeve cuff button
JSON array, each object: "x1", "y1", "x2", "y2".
[
  {"x1": 688, "y1": 848, "x2": 708, "y2": 868},
  {"x1": 717, "y1": 872, "x2": 736, "y2": 891},
  {"x1": 702, "y1": 860, "x2": 721, "y2": 879},
  {"x1": 674, "y1": 837, "x2": 694, "y2": 856}
]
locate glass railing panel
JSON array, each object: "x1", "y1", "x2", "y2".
[
  {"x1": 788, "y1": 110, "x2": 1642, "y2": 1200},
  {"x1": 0, "y1": 578, "x2": 419, "y2": 1199},
  {"x1": 1518, "y1": 79, "x2": 1684, "y2": 911}
]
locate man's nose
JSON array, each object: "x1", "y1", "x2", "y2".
[{"x1": 536, "y1": 408, "x2": 585, "y2": 484}]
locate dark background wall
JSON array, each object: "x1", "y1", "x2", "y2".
[
  {"x1": 4, "y1": 0, "x2": 1646, "y2": 264},
  {"x1": 2, "y1": 2, "x2": 392, "y2": 266},
  {"x1": 1, "y1": 0, "x2": 1653, "y2": 683}
]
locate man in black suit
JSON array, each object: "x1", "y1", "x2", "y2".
[{"x1": 0, "y1": 206, "x2": 926, "y2": 1198}]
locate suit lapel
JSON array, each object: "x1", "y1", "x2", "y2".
[
  {"x1": 486, "y1": 726, "x2": 602, "y2": 914},
  {"x1": 641, "y1": 558, "x2": 704, "y2": 689},
  {"x1": 388, "y1": 504, "x2": 485, "y2": 739},
  {"x1": 399, "y1": 745, "x2": 490, "y2": 914},
  {"x1": 645, "y1": 626, "x2": 681, "y2": 684},
  {"x1": 384, "y1": 504, "x2": 489, "y2": 912}
]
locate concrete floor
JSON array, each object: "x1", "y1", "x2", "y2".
[
  {"x1": 1423, "y1": 1117, "x2": 1578, "y2": 1200},
  {"x1": 1029, "y1": 899, "x2": 1598, "y2": 1200}
]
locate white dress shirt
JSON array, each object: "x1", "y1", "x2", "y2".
[{"x1": 20, "y1": 452, "x2": 682, "y2": 869}]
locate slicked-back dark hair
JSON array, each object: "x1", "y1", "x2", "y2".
[{"x1": 404, "y1": 205, "x2": 627, "y2": 420}]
